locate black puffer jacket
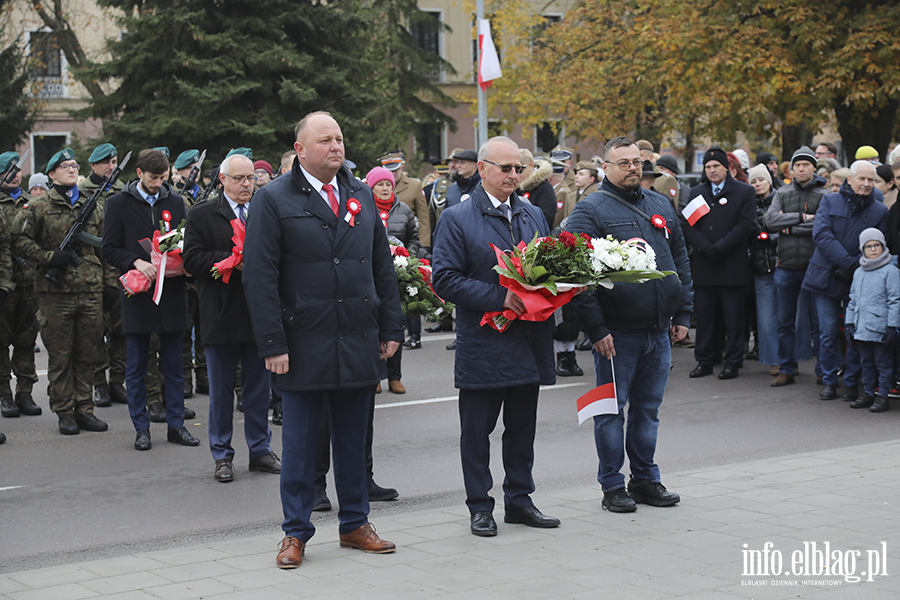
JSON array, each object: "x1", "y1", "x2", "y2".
[
  {"x1": 765, "y1": 173, "x2": 827, "y2": 270},
  {"x1": 381, "y1": 196, "x2": 420, "y2": 257},
  {"x1": 750, "y1": 191, "x2": 779, "y2": 275}
]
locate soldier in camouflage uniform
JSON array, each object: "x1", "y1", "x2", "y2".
[
  {"x1": 79, "y1": 143, "x2": 127, "y2": 407},
  {"x1": 0, "y1": 152, "x2": 36, "y2": 421},
  {"x1": 16, "y1": 148, "x2": 108, "y2": 435}
]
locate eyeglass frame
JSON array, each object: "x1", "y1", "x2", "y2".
[
  {"x1": 57, "y1": 162, "x2": 80, "y2": 171},
  {"x1": 604, "y1": 159, "x2": 644, "y2": 170},
  {"x1": 863, "y1": 242, "x2": 884, "y2": 250},
  {"x1": 482, "y1": 159, "x2": 526, "y2": 174},
  {"x1": 224, "y1": 173, "x2": 258, "y2": 185}
]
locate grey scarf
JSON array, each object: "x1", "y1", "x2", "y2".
[{"x1": 860, "y1": 251, "x2": 891, "y2": 272}]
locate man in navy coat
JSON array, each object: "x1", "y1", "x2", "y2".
[
  {"x1": 243, "y1": 112, "x2": 404, "y2": 568},
  {"x1": 432, "y1": 136, "x2": 559, "y2": 538},
  {"x1": 182, "y1": 153, "x2": 280, "y2": 483}
]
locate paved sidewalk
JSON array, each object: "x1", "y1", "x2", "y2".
[{"x1": 2, "y1": 441, "x2": 899, "y2": 599}]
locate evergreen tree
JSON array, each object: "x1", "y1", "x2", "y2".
[
  {"x1": 77, "y1": 0, "x2": 455, "y2": 168},
  {"x1": 0, "y1": 1, "x2": 39, "y2": 151}
]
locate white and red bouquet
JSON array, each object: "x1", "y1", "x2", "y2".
[
  {"x1": 119, "y1": 218, "x2": 186, "y2": 303},
  {"x1": 390, "y1": 244, "x2": 453, "y2": 320},
  {"x1": 211, "y1": 219, "x2": 245, "y2": 283}
]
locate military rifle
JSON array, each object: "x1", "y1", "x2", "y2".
[
  {"x1": 1, "y1": 149, "x2": 30, "y2": 185},
  {"x1": 197, "y1": 166, "x2": 221, "y2": 204},
  {"x1": 45, "y1": 151, "x2": 132, "y2": 288},
  {"x1": 176, "y1": 149, "x2": 206, "y2": 201}
]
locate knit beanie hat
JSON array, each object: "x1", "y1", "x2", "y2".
[
  {"x1": 365, "y1": 166, "x2": 395, "y2": 190},
  {"x1": 859, "y1": 227, "x2": 886, "y2": 253},
  {"x1": 756, "y1": 152, "x2": 777, "y2": 166},
  {"x1": 791, "y1": 146, "x2": 817, "y2": 168},
  {"x1": 748, "y1": 164, "x2": 772, "y2": 186},
  {"x1": 703, "y1": 147, "x2": 729, "y2": 168}
]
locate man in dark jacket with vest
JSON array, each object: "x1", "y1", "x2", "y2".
[
  {"x1": 433, "y1": 136, "x2": 559, "y2": 538},
  {"x1": 182, "y1": 153, "x2": 280, "y2": 483},
  {"x1": 243, "y1": 112, "x2": 404, "y2": 568},
  {"x1": 766, "y1": 146, "x2": 828, "y2": 387},
  {"x1": 801, "y1": 161, "x2": 888, "y2": 402},
  {"x1": 102, "y1": 149, "x2": 199, "y2": 451},
  {"x1": 567, "y1": 136, "x2": 693, "y2": 513},
  {"x1": 680, "y1": 147, "x2": 756, "y2": 379}
]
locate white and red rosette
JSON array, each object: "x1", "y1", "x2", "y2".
[
  {"x1": 345, "y1": 198, "x2": 362, "y2": 226},
  {"x1": 651, "y1": 214, "x2": 669, "y2": 239}
]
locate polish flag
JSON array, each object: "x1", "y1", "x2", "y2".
[
  {"x1": 576, "y1": 356, "x2": 618, "y2": 424},
  {"x1": 681, "y1": 195, "x2": 710, "y2": 226},
  {"x1": 478, "y1": 19, "x2": 502, "y2": 91}
]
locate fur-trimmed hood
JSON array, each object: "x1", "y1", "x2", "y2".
[{"x1": 519, "y1": 159, "x2": 552, "y2": 192}]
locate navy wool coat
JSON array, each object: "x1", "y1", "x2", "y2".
[
  {"x1": 242, "y1": 163, "x2": 404, "y2": 391},
  {"x1": 102, "y1": 180, "x2": 188, "y2": 334},
  {"x1": 432, "y1": 184, "x2": 556, "y2": 389}
]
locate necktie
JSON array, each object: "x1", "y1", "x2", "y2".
[
  {"x1": 499, "y1": 202, "x2": 510, "y2": 222},
  {"x1": 238, "y1": 204, "x2": 246, "y2": 225},
  {"x1": 712, "y1": 184, "x2": 721, "y2": 197},
  {"x1": 322, "y1": 183, "x2": 339, "y2": 216}
]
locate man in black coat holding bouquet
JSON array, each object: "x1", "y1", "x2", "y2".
[
  {"x1": 432, "y1": 136, "x2": 559, "y2": 538},
  {"x1": 183, "y1": 153, "x2": 280, "y2": 483},
  {"x1": 102, "y1": 148, "x2": 199, "y2": 451},
  {"x1": 566, "y1": 136, "x2": 693, "y2": 514}
]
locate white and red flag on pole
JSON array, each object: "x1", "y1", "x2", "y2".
[
  {"x1": 576, "y1": 355, "x2": 618, "y2": 424},
  {"x1": 681, "y1": 195, "x2": 710, "y2": 227},
  {"x1": 477, "y1": 19, "x2": 502, "y2": 91}
]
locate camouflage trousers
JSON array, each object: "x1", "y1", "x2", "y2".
[
  {"x1": 93, "y1": 290, "x2": 127, "y2": 388},
  {"x1": 183, "y1": 285, "x2": 207, "y2": 385},
  {"x1": 0, "y1": 285, "x2": 39, "y2": 395},
  {"x1": 36, "y1": 292, "x2": 102, "y2": 414}
]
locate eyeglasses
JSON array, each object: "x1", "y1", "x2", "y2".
[
  {"x1": 483, "y1": 160, "x2": 526, "y2": 174},
  {"x1": 864, "y1": 243, "x2": 883, "y2": 250},
  {"x1": 224, "y1": 174, "x2": 258, "y2": 185},
  {"x1": 605, "y1": 159, "x2": 643, "y2": 170},
  {"x1": 59, "y1": 162, "x2": 80, "y2": 171}
]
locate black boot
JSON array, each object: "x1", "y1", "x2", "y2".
[
  {"x1": 567, "y1": 351, "x2": 584, "y2": 376},
  {"x1": 870, "y1": 395, "x2": 890, "y2": 413},
  {"x1": 556, "y1": 352, "x2": 572, "y2": 377}
]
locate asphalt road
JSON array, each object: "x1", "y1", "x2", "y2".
[{"x1": 2, "y1": 329, "x2": 899, "y2": 573}]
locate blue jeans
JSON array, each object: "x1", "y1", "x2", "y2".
[
  {"x1": 814, "y1": 293, "x2": 860, "y2": 387},
  {"x1": 592, "y1": 329, "x2": 670, "y2": 491},
  {"x1": 754, "y1": 273, "x2": 779, "y2": 366},
  {"x1": 775, "y1": 268, "x2": 820, "y2": 375},
  {"x1": 856, "y1": 341, "x2": 893, "y2": 397}
]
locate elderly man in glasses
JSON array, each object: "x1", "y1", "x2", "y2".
[{"x1": 433, "y1": 136, "x2": 560, "y2": 538}]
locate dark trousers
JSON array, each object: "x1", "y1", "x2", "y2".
[
  {"x1": 856, "y1": 341, "x2": 893, "y2": 397},
  {"x1": 206, "y1": 342, "x2": 271, "y2": 462},
  {"x1": 125, "y1": 331, "x2": 184, "y2": 431},
  {"x1": 458, "y1": 384, "x2": 539, "y2": 514},
  {"x1": 281, "y1": 387, "x2": 371, "y2": 542},
  {"x1": 315, "y1": 391, "x2": 378, "y2": 489},
  {"x1": 270, "y1": 373, "x2": 282, "y2": 409},
  {"x1": 694, "y1": 285, "x2": 745, "y2": 368}
]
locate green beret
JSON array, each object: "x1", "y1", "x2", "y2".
[
  {"x1": 154, "y1": 146, "x2": 170, "y2": 159},
  {"x1": 88, "y1": 143, "x2": 117, "y2": 164},
  {"x1": 0, "y1": 152, "x2": 19, "y2": 174},
  {"x1": 47, "y1": 148, "x2": 76, "y2": 173},
  {"x1": 173, "y1": 149, "x2": 200, "y2": 170},
  {"x1": 226, "y1": 147, "x2": 252, "y2": 160}
]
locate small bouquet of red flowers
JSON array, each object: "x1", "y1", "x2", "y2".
[
  {"x1": 119, "y1": 219, "x2": 186, "y2": 303},
  {"x1": 482, "y1": 232, "x2": 596, "y2": 332},
  {"x1": 210, "y1": 219, "x2": 245, "y2": 283},
  {"x1": 390, "y1": 244, "x2": 453, "y2": 320}
]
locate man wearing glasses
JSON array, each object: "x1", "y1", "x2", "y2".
[
  {"x1": 183, "y1": 154, "x2": 280, "y2": 483},
  {"x1": 102, "y1": 149, "x2": 199, "y2": 451},
  {"x1": 433, "y1": 136, "x2": 560, "y2": 537},
  {"x1": 17, "y1": 148, "x2": 108, "y2": 436}
]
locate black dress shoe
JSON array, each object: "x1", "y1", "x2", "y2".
[
  {"x1": 58, "y1": 411, "x2": 79, "y2": 435},
  {"x1": 718, "y1": 365, "x2": 739, "y2": 380},
  {"x1": 446, "y1": 340, "x2": 456, "y2": 351},
  {"x1": 368, "y1": 479, "x2": 399, "y2": 501},
  {"x1": 819, "y1": 384, "x2": 838, "y2": 400},
  {"x1": 14, "y1": 392, "x2": 41, "y2": 416},
  {"x1": 184, "y1": 406, "x2": 196, "y2": 420},
  {"x1": 470, "y1": 511, "x2": 497, "y2": 537},
  {"x1": 272, "y1": 406, "x2": 283, "y2": 426},
  {"x1": 74, "y1": 412, "x2": 108, "y2": 432},
  {"x1": 93, "y1": 384, "x2": 111, "y2": 407},
  {"x1": 184, "y1": 380, "x2": 193, "y2": 399},
  {"x1": 249, "y1": 451, "x2": 282, "y2": 473},
  {"x1": 504, "y1": 505, "x2": 560, "y2": 528},
  {"x1": 148, "y1": 402, "x2": 166, "y2": 423},
  {"x1": 425, "y1": 322, "x2": 451, "y2": 333},
  {"x1": 109, "y1": 382, "x2": 128, "y2": 404},
  {"x1": 167, "y1": 426, "x2": 200, "y2": 446},
  {"x1": 313, "y1": 487, "x2": 332, "y2": 512},
  {"x1": 689, "y1": 364, "x2": 713, "y2": 378},
  {"x1": 134, "y1": 429, "x2": 151, "y2": 451}
]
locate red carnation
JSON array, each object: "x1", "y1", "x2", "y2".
[
  {"x1": 392, "y1": 246, "x2": 410, "y2": 257},
  {"x1": 559, "y1": 230, "x2": 577, "y2": 249}
]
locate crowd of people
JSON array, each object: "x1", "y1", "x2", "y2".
[{"x1": 1, "y1": 113, "x2": 898, "y2": 568}]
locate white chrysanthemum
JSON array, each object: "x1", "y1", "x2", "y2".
[
  {"x1": 394, "y1": 256, "x2": 408, "y2": 268},
  {"x1": 407, "y1": 285, "x2": 418, "y2": 297}
]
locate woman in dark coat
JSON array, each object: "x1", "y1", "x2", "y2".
[{"x1": 366, "y1": 166, "x2": 420, "y2": 394}]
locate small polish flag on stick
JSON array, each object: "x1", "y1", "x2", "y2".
[
  {"x1": 576, "y1": 355, "x2": 618, "y2": 424},
  {"x1": 478, "y1": 19, "x2": 502, "y2": 91},
  {"x1": 681, "y1": 195, "x2": 710, "y2": 227}
]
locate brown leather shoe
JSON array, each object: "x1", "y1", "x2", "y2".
[
  {"x1": 214, "y1": 459, "x2": 234, "y2": 482},
  {"x1": 770, "y1": 373, "x2": 795, "y2": 387},
  {"x1": 339, "y1": 523, "x2": 396, "y2": 553},
  {"x1": 388, "y1": 380, "x2": 406, "y2": 394},
  {"x1": 276, "y1": 536, "x2": 304, "y2": 568},
  {"x1": 375, "y1": 382, "x2": 382, "y2": 394},
  {"x1": 768, "y1": 364, "x2": 780, "y2": 376}
]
